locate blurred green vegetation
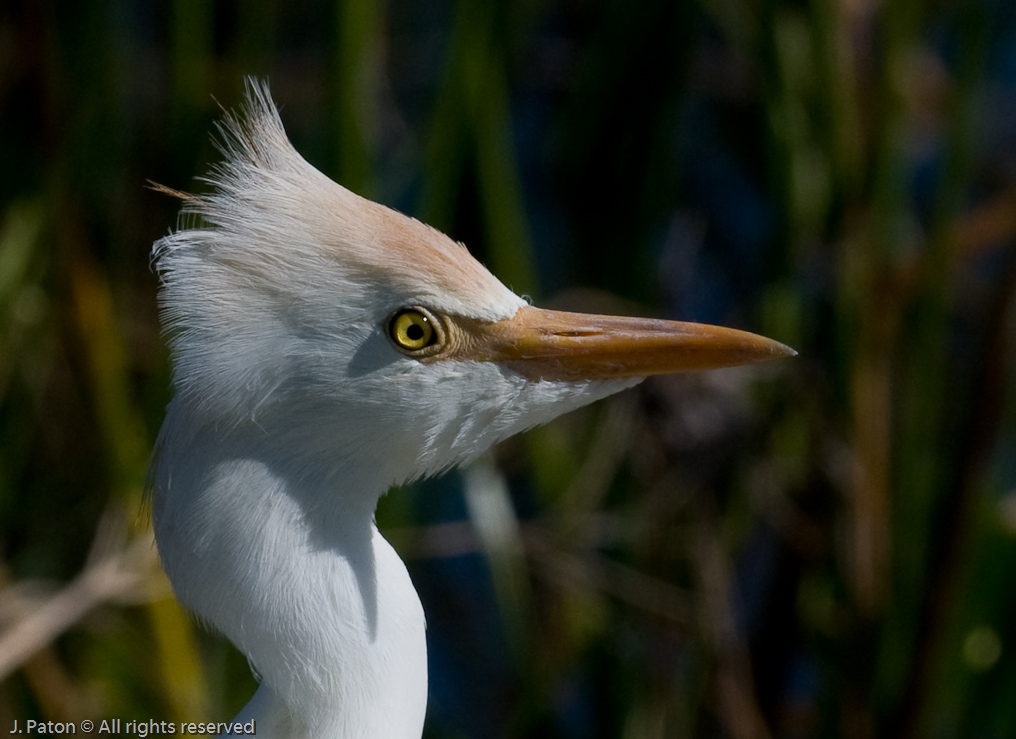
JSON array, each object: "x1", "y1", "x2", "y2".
[{"x1": 2, "y1": 1, "x2": 1016, "y2": 737}]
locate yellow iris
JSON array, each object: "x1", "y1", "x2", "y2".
[{"x1": 389, "y1": 309, "x2": 437, "y2": 351}]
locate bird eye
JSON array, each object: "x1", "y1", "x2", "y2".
[{"x1": 387, "y1": 308, "x2": 442, "y2": 355}]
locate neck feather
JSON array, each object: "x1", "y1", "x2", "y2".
[{"x1": 152, "y1": 404, "x2": 427, "y2": 738}]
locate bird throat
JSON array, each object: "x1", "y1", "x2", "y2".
[{"x1": 151, "y1": 409, "x2": 428, "y2": 737}]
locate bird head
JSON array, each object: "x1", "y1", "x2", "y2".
[{"x1": 153, "y1": 81, "x2": 793, "y2": 500}]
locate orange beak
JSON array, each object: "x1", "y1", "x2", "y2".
[{"x1": 450, "y1": 305, "x2": 795, "y2": 382}]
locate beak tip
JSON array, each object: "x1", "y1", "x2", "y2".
[
  {"x1": 774, "y1": 342, "x2": 798, "y2": 359},
  {"x1": 733, "y1": 332, "x2": 796, "y2": 364}
]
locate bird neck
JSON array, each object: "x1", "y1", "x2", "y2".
[{"x1": 152, "y1": 407, "x2": 428, "y2": 738}]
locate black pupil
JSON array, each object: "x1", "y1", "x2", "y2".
[{"x1": 407, "y1": 322, "x2": 425, "y2": 341}]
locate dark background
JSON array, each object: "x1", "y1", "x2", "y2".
[{"x1": 2, "y1": 1, "x2": 1016, "y2": 737}]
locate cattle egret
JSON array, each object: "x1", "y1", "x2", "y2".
[{"x1": 150, "y1": 81, "x2": 793, "y2": 738}]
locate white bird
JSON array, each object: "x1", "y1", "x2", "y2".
[{"x1": 150, "y1": 81, "x2": 793, "y2": 739}]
